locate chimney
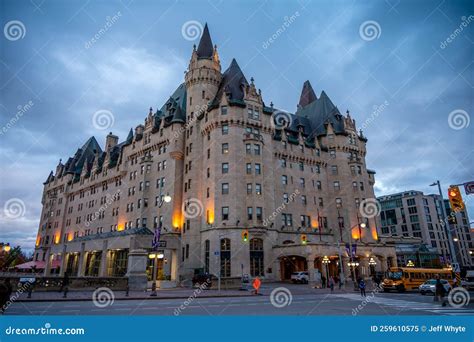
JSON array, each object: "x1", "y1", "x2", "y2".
[{"x1": 105, "y1": 132, "x2": 118, "y2": 151}]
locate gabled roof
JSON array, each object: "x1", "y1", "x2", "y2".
[
  {"x1": 298, "y1": 80, "x2": 317, "y2": 108},
  {"x1": 159, "y1": 83, "x2": 187, "y2": 125},
  {"x1": 295, "y1": 90, "x2": 345, "y2": 136},
  {"x1": 196, "y1": 23, "x2": 214, "y2": 59},
  {"x1": 65, "y1": 137, "x2": 102, "y2": 175},
  {"x1": 209, "y1": 58, "x2": 248, "y2": 108}
]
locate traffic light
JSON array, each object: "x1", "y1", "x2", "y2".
[
  {"x1": 301, "y1": 234, "x2": 307, "y2": 245},
  {"x1": 241, "y1": 229, "x2": 249, "y2": 242},
  {"x1": 448, "y1": 186, "x2": 465, "y2": 212}
]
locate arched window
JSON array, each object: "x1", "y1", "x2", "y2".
[
  {"x1": 250, "y1": 238, "x2": 264, "y2": 277},
  {"x1": 220, "y1": 238, "x2": 231, "y2": 277}
]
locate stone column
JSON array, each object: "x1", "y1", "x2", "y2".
[
  {"x1": 59, "y1": 245, "x2": 67, "y2": 276},
  {"x1": 76, "y1": 243, "x2": 86, "y2": 277},
  {"x1": 126, "y1": 249, "x2": 148, "y2": 290},
  {"x1": 342, "y1": 256, "x2": 350, "y2": 282},
  {"x1": 307, "y1": 255, "x2": 316, "y2": 286},
  {"x1": 99, "y1": 240, "x2": 108, "y2": 277},
  {"x1": 360, "y1": 257, "x2": 369, "y2": 279},
  {"x1": 43, "y1": 248, "x2": 51, "y2": 276},
  {"x1": 378, "y1": 256, "x2": 387, "y2": 272},
  {"x1": 170, "y1": 249, "x2": 177, "y2": 281}
]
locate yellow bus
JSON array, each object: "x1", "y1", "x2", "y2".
[{"x1": 382, "y1": 267, "x2": 454, "y2": 292}]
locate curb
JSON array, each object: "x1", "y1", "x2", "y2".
[{"x1": 16, "y1": 293, "x2": 259, "y2": 303}]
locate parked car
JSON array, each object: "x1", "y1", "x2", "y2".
[
  {"x1": 461, "y1": 270, "x2": 474, "y2": 290},
  {"x1": 419, "y1": 279, "x2": 451, "y2": 295},
  {"x1": 291, "y1": 271, "x2": 309, "y2": 284}
]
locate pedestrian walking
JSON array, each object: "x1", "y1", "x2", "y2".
[
  {"x1": 0, "y1": 278, "x2": 13, "y2": 314},
  {"x1": 59, "y1": 272, "x2": 69, "y2": 293},
  {"x1": 321, "y1": 275, "x2": 326, "y2": 289},
  {"x1": 358, "y1": 278, "x2": 366, "y2": 297},
  {"x1": 435, "y1": 278, "x2": 447, "y2": 307},
  {"x1": 329, "y1": 276, "x2": 335, "y2": 292}
]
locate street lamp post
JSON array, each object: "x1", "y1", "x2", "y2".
[
  {"x1": 322, "y1": 255, "x2": 331, "y2": 287},
  {"x1": 150, "y1": 191, "x2": 171, "y2": 297},
  {"x1": 430, "y1": 181, "x2": 459, "y2": 268}
]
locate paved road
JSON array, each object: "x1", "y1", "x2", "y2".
[{"x1": 6, "y1": 283, "x2": 474, "y2": 316}]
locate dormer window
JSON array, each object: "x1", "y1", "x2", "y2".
[{"x1": 221, "y1": 106, "x2": 228, "y2": 115}]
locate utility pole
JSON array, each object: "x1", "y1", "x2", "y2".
[{"x1": 430, "y1": 180, "x2": 458, "y2": 266}]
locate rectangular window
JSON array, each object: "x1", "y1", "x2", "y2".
[
  {"x1": 222, "y1": 163, "x2": 229, "y2": 174},
  {"x1": 247, "y1": 207, "x2": 253, "y2": 220},
  {"x1": 256, "y1": 207, "x2": 262, "y2": 221},
  {"x1": 255, "y1": 164, "x2": 261, "y2": 175},
  {"x1": 222, "y1": 143, "x2": 229, "y2": 154},
  {"x1": 247, "y1": 183, "x2": 252, "y2": 194},
  {"x1": 246, "y1": 163, "x2": 252, "y2": 174},
  {"x1": 334, "y1": 181, "x2": 340, "y2": 190},
  {"x1": 282, "y1": 175, "x2": 288, "y2": 185},
  {"x1": 221, "y1": 106, "x2": 228, "y2": 115},
  {"x1": 254, "y1": 144, "x2": 261, "y2": 155},
  {"x1": 222, "y1": 183, "x2": 229, "y2": 194},
  {"x1": 222, "y1": 124, "x2": 229, "y2": 135},
  {"x1": 246, "y1": 144, "x2": 251, "y2": 154},
  {"x1": 222, "y1": 207, "x2": 229, "y2": 220},
  {"x1": 255, "y1": 183, "x2": 262, "y2": 195}
]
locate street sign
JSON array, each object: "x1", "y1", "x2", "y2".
[
  {"x1": 156, "y1": 241, "x2": 167, "y2": 248},
  {"x1": 464, "y1": 181, "x2": 474, "y2": 195},
  {"x1": 452, "y1": 262, "x2": 460, "y2": 273},
  {"x1": 214, "y1": 251, "x2": 220, "y2": 256}
]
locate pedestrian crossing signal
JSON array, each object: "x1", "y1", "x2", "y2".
[
  {"x1": 241, "y1": 230, "x2": 249, "y2": 242},
  {"x1": 301, "y1": 234, "x2": 307, "y2": 245},
  {"x1": 448, "y1": 186, "x2": 465, "y2": 212}
]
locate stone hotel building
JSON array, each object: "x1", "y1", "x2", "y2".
[{"x1": 34, "y1": 24, "x2": 399, "y2": 289}]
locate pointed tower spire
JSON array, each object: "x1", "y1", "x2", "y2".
[
  {"x1": 298, "y1": 80, "x2": 317, "y2": 108},
  {"x1": 196, "y1": 23, "x2": 214, "y2": 59}
]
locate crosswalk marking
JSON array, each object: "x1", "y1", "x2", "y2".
[{"x1": 334, "y1": 293, "x2": 473, "y2": 315}]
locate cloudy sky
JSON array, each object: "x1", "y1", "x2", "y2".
[{"x1": 1, "y1": 0, "x2": 473, "y2": 253}]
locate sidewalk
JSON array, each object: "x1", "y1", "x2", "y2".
[{"x1": 14, "y1": 288, "x2": 256, "y2": 303}]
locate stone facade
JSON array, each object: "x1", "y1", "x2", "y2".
[{"x1": 34, "y1": 24, "x2": 398, "y2": 287}]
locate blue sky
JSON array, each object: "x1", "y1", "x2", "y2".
[{"x1": 1, "y1": 0, "x2": 473, "y2": 253}]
